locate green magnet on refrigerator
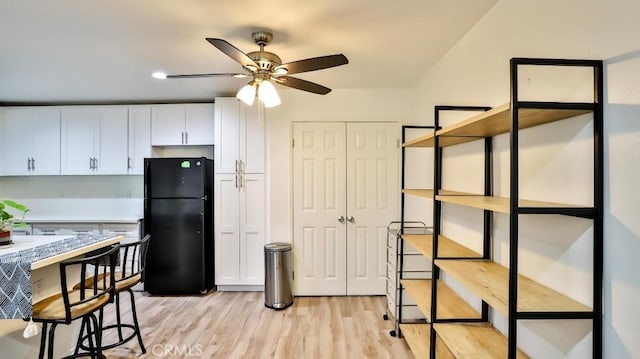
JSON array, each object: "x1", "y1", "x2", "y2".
[{"x1": 181, "y1": 161, "x2": 191, "y2": 168}]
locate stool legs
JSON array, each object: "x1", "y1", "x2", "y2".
[
  {"x1": 128, "y1": 289, "x2": 146, "y2": 354},
  {"x1": 94, "y1": 289, "x2": 146, "y2": 354}
]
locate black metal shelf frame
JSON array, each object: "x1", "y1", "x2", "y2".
[
  {"x1": 430, "y1": 106, "x2": 491, "y2": 358},
  {"x1": 507, "y1": 57, "x2": 604, "y2": 358},
  {"x1": 396, "y1": 125, "x2": 434, "y2": 339}
]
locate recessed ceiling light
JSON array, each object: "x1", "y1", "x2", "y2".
[{"x1": 152, "y1": 72, "x2": 167, "y2": 79}]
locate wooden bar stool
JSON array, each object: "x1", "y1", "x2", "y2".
[
  {"x1": 31, "y1": 245, "x2": 119, "y2": 359},
  {"x1": 77, "y1": 234, "x2": 150, "y2": 354}
]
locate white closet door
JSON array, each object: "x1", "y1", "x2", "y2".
[
  {"x1": 293, "y1": 123, "x2": 347, "y2": 295},
  {"x1": 345, "y1": 123, "x2": 399, "y2": 295}
]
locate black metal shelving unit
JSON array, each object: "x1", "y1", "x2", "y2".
[{"x1": 399, "y1": 57, "x2": 603, "y2": 359}]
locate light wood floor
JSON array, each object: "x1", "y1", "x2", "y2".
[{"x1": 101, "y1": 290, "x2": 414, "y2": 358}]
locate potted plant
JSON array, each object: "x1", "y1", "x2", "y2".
[{"x1": 0, "y1": 199, "x2": 30, "y2": 245}]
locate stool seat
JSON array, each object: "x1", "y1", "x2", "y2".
[
  {"x1": 77, "y1": 272, "x2": 142, "y2": 292},
  {"x1": 32, "y1": 290, "x2": 110, "y2": 322}
]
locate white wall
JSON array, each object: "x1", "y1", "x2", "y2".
[{"x1": 410, "y1": 0, "x2": 640, "y2": 357}]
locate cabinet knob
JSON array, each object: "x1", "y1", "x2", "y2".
[
  {"x1": 338, "y1": 216, "x2": 345, "y2": 223},
  {"x1": 347, "y1": 216, "x2": 355, "y2": 223}
]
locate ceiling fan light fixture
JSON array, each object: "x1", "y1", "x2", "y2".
[
  {"x1": 236, "y1": 83, "x2": 256, "y2": 106},
  {"x1": 258, "y1": 80, "x2": 281, "y2": 108},
  {"x1": 152, "y1": 71, "x2": 167, "y2": 79}
]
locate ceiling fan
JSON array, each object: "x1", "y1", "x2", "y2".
[{"x1": 153, "y1": 30, "x2": 349, "y2": 107}]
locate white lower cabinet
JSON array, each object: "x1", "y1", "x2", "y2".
[{"x1": 214, "y1": 173, "x2": 265, "y2": 287}]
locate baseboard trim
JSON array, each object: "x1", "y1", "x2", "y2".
[{"x1": 216, "y1": 285, "x2": 264, "y2": 292}]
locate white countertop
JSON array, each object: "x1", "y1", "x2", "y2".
[
  {"x1": 0, "y1": 235, "x2": 123, "y2": 270},
  {"x1": 0, "y1": 235, "x2": 71, "y2": 256},
  {"x1": 26, "y1": 218, "x2": 141, "y2": 224}
]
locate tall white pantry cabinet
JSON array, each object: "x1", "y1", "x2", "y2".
[{"x1": 214, "y1": 97, "x2": 266, "y2": 288}]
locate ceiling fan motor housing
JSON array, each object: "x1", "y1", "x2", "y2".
[{"x1": 247, "y1": 50, "x2": 282, "y2": 72}]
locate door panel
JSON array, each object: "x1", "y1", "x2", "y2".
[
  {"x1": 293, "y1": 123, "x2": 347, "y2": 295},
  {"x1": 214, "y1": 174, "x2": 240, "y2": 284},
  {"x1": 346, "y1": 123, "x2": 399, "y2": 295},
  {"x1": 240, "y1": 173, "x2": 265, "y2": 284},
  {"x1": 97, "y1": 107, "x2": 128, "y2": 174},
  {"x1": 144, "y1": 198, "x2": 205, "y2": 293}
]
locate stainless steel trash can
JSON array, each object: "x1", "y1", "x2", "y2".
[{"x1": 264, "y1": 242, "x2": 293, "y2": 310}]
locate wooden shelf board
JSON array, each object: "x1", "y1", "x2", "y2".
[
  {"x1": 402, "y1": 234, "x2": 433, "y2": 258},
  {"x1": 402, "y1": 189, "x2": 434, "y2": 199},
  {"x1": 401, "y1": 279, "x2": 479, "y2": 321},
  {"x1": 400, "y1": 324, "x2": 456, "y2": 359},
  {"x1": 399, "y1": 324, "x2": 430, "y2": 358},
  {"x1": 436, "y1": 194, "x2": 587, "y2": 214},
  {"x1": 402, "y1": 234, "x2": 480, "y2": 259},
  {"x1": 434, "y1": 323, "x2": 530, "y2": 358},
  {"x1": 403, "y1": 133, "x2": 435, "y2": 147},
  {"x1": 434, "y1": 259, "x2": 592, "y2": 317},
  {"x1": 436, "y1": 103, "x2": 592, "y2": 147}
]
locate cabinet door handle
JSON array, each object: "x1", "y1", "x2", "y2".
[
  {"x1": 235, "y1": 160, "x2": 239, "y2": 174},
  {"x1": 127, "y1": 157, "x2": 132, "y2": 170},
  {"x1": 31, "y1": 158, "x2": 35, "y2": 171},
  {"x1": 181, "y1": 131, "x2": 185, "y2": 144},
  {"x1": 27, "y1": 158, "x2": 31, "y2": 171},
  {"x1": 94, "y1": 157, "x2": 98, "y2": 170},
  {"x1": 185, "y1": 132, "x2": 188, "y2": 144},
  {"x1": 338, "y1": 216, "x2": 345, "y2": 223},
  {"x1": 89, "y1": 158, "x2": 93, "y2": 170},
  {"x1": 347, "y1": 216, "x2": 355, "y2": 223},
  {"x1": 240, "y1": 160, "x2": 245, "y2": 175},
  {"x1": 235, "y1": 174, "x2": 239, "y2": 188}
]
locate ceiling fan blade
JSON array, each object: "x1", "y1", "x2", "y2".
[
  {"x1": 166, "y1": 73, "x2": 247, "y2": 79},
  {"x1": 206, "y1": 38, "x2": 258, "y2": 70},
  {"x1": 277, "y1": 76, "x2": 332, "y2": 95},
  {"x1": 278, "y1": 54, "x2": 348, "y2": 75}
]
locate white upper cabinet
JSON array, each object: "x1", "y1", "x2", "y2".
[
  {"x1": 128, "y1": 106, "x2": 151, "y2": 174},
  {"x1": 0, "y1": 107, "x2": 61, "y2": 176},
  {"x1": 151, "y1": 103, "x2": 215, "y2": 146},
  {"x1": 185, "y1": 104, "x2": 216, "y2": 145},
  {"x1": 61, "y1": 106, "x2": 129, "y2": 175},
  {"x1": 214, "y1": 98, "x2": 264, "y2": 174}
]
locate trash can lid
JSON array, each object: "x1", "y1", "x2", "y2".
[{"x1": 264, "y1": 242, "x2": 291, "y2": 252}]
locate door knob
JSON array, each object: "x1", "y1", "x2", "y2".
[
  {"x1": 347, "y1": 216, "x2": 355, "y2": 223},
  {"x1": 338, "y1": 216, "x2": 345, "y2": 223}
]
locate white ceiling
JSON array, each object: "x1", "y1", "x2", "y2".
[{"x1": 0, "y1": 0, "x2": 496, "y2": 104}]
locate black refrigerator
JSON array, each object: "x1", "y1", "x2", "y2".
[{"x1": 143, "y1": 157, "x2": 214, "y2": 294}]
